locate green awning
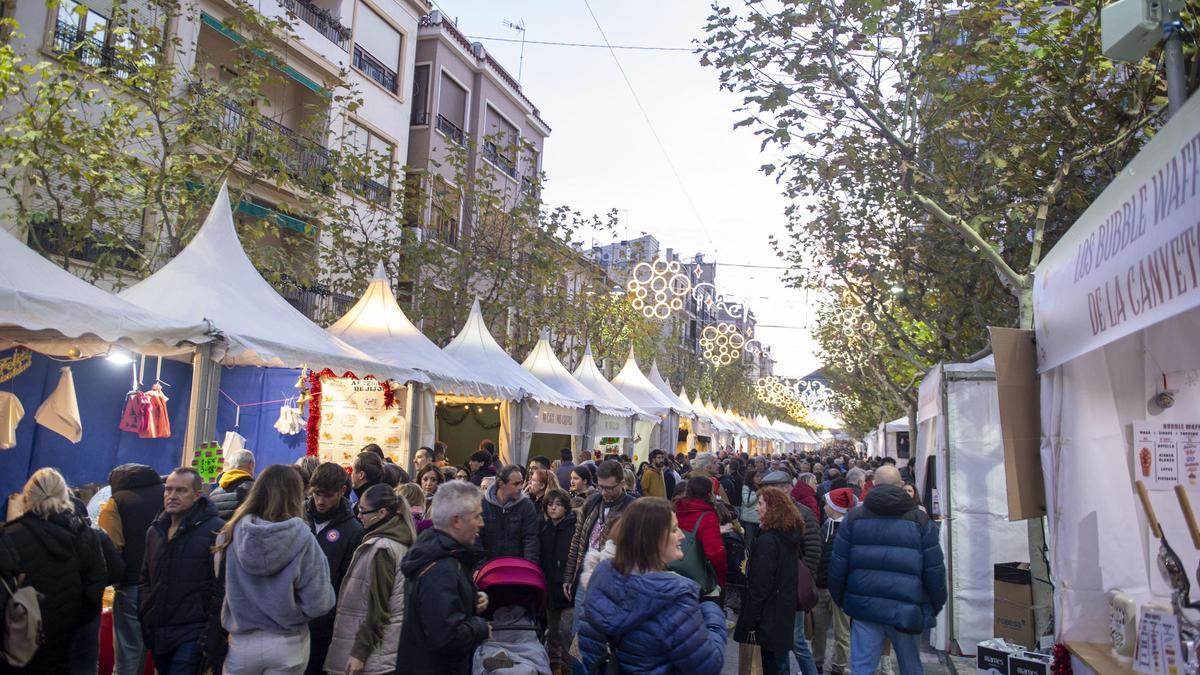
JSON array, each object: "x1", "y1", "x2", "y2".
[{"x1": 200, "y1": 12, "x2": 328, "y2": 98}]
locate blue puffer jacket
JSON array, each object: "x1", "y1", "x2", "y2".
[
  {"x1": 579, "y1": 560, "x2": 726, "y2": 675},
  {"x1": 827, "y1": 483, "x2": 946, "y2": 633}
]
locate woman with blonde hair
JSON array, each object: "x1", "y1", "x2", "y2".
[
  {"x1": 396, "y1": 482, "x2": 432, "y2": 535},
  {"x1": 2, "y1": 468, "x2": 106, "y2": 673},
  {"x1": 324, "y1": 485, "x2": 416, "y2": 674},
  {"x1": 524, "y1": 467, "x2": 560, "y2": 514},
  {"x1": 217, "y1": 464, "x2": 335, "y2": 674}
]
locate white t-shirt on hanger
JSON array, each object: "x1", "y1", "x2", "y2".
[{"x1": 0, "y1": 391, "x2": 24, "y2": 450}]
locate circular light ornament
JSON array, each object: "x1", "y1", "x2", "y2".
[
  {"x1": 700, "y1": 322, "x2": 748, "y2": 366},
  {"x1": 627, "y1": 258, "x2": 692, "y2": 320}
]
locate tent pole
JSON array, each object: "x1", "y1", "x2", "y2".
[
  {"x1": 405, "y1": 382, "x2": 420, "y2": 473},
  {"x1": 181, "y1": 343, "x2": 217, "y2": 467}
]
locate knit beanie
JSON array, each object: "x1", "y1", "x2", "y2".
[{"x1": 824, "y1": 487, "x2": 857, "y2": 514}]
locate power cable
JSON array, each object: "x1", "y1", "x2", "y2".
[
  {"x1": 468, "y1": 35, "x2": 694, "y2": 51},
  {"x1": 579, "y1": 0, "x2": 718, "y2": 252}
]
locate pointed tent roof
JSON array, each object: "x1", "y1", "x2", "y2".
[
  {"x1": 610, "y1": 349, "x2": 682, "y2": 417},
  {"x1": 120, "y1": 184, "x2": 422, "y2": 381},
  {"x1": 327, "y1": 263, "x2": 495, "y2": 397},
  {"x1": 521, "y1": 333, "x2": 628, "y2": 416},
  {"x1": 0, "y1": 226, "x2": 213, "y2": 353},
  {"x1": 646, "y1": 362, "x2": 694, "y2": 417},
  {"x1": 572, "y1": 344, "x2": 649, "y2": 420},
  {"x1": 443, "y1": 299, "x2": 579, "y2": 407}
]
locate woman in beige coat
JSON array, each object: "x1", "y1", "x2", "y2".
[{"x1": 324, "y1": 484, "x2": 416, "y2": 674}]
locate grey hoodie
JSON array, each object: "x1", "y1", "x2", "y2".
[{"x1": 221, "y1": 515, "x2": 335, "y2": 635}]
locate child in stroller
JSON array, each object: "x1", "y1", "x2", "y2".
[{"x1": 472, "y1": 557, "x2": 552, "y2": 675}]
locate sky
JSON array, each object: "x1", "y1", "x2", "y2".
[{"x1": 434, "y1": 0, "x2": 823, "y2": 378}]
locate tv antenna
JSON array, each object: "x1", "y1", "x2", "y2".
[{"x1": 502, "y1": 19, "x2": 526, "y2": 84}]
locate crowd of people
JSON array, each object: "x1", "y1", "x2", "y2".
[{"x1": 0, "y1": 441, "x2": 944, "y2": 675}]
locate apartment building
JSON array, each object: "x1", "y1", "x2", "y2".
[
  {"x1": 7, "y1": 0, "x2": 428, "y2": 317},
  {"x1": 406, "y1": 10, "x2": 551, "y2": 247}
]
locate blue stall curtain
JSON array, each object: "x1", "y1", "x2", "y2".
[
  {"x1": 214, "y1": 366, "x2": 308, "y2": 472},
  {"x1": 0, "y1": 348, "x2": 193, "y2": 501}
]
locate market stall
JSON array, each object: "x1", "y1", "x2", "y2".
[
  {"x1": 874, "y1": 416, "x2": 910, "y2": 459},
  {"x1": 441, "y1": 300, "x2": 582, "y2": 467},
  {"x1": 646, "y1": 361, "x2": 695, "y2": 454},
  {"x1": 915, "y1": 356, "x2": 1029, "y2": 655},
  {"x1": 572, "y1": 345, "x2": 651, "y2": 455},
  {"x1": 0, "y1": 226, "x2": 214, "y2": 497},
  {"x1": 1029, "y1": 92, "x2": 1200, "y2": 660},
  {"x1": 610, "y1": 351, "x2": 690, "y2": 459},
  {"x1": 119, "y1": 183, "x2": 425, "y2": 469},
  {"x1": 685, "y1": 388, "x2": 713, "y2": 453}
]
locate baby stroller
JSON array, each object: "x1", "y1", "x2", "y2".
[{"x1": 472, "y1": 557, "x2": 552, "y2": 675}]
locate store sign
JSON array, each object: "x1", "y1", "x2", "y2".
[
  {"x1": 594, "y1": 413, "x2": 631, "y2": 438},
  {"x1": 529, "y1": 403, "x2": 578, "y2": 435},
  {"x1": 694, "y1": 417, "x2": 713, "y2": 438},
  {"x1": 317, "y1": 376, "x2": 406, "y2": 464},
  {"x1": 1133, "y1": 421, "x2": 1200, "y2": 490},
  {"x1": 1034, "y1": 94, "x2": 1200, "y2": 372}
]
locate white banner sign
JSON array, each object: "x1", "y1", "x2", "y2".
[
  {"x1": 693, "y1": 417, "x2": 713, "y2": 438},
  {"x1": 1034, "y1": 93, "x2": 1200, "y2": 372},
  {"x1": 527, "y1": 403, "x2": 579, "y2": 436},
  {"x1": 317, "y1": 376, "x2": 407, "y2": 464},
  {"x1": 592, "y1": 412, "x2": 631, "y2": 439}
]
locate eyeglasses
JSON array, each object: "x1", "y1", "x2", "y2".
[
  {"x1": 355, "y1": 505, "x2": 385, "y2": 518},
  {"x1": 597, "y1": 482, "x2": 622, "y2": 493}
]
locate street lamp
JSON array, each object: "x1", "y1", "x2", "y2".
[{"x1": 1101, "y1": 0, "x2": 1188, "y2": 116}]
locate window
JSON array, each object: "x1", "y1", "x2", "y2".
[
  {"x1": 53, "y1": 0, "x2": 160, "y2": 78},
  {"x1": 347, "y1": 121, "x2": 394, "y2": 204},
  {"x1": 411, "y1": 64, "x2": 430, "y2": 125},
  {"x1": 436, "y1": 74, "x2": 467, "y2": 145},
  {"x1": 54, "y1": 0, "x2": 110, "y2": 68},
  {"x1": 429, "y1": 181, "x2": 460, "y2": 247},
  {"x1": 353, "y1": 6, "x2": 401, "y2": 93},
  {"x1": 483, "y1": 106, "x2": 518, "y2": 178}
]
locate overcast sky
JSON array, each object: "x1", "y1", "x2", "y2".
[{"x1": 435, "y1": 0, "x2": 822, "y2": 377}]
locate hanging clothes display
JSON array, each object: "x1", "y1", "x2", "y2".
[
  {"x1": 0, "y1": 391, "x2": 23, "y2": 450},
  {"x1": 120, "y1": 390, "x2": 149, "y2": 433},
  {"x1": 35, "y1": 366, "x2": 82, "y2": 443},
  {"x1": 273, "y1": 401, "x2": 303, "y2": 436},
  {"x1": 140, "y1": 383, "x2": 170, "y2": 439},
  {"x1": 222, "y1": 430, "x2": 247, "y2": 456}
]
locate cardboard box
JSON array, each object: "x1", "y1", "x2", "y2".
[
  {"x1": 1008, "y1": 651, "x2": 1052, "y2": 675},
  {"x1": 976, "y1": 644, "x2": 1012, "y2": 674},
  {"x1": 995, "y1": 563, "x2": 1036, "y2": 648},
  {"x1": 990, "y1": 327, "x2": 1046, "y2": 521}
]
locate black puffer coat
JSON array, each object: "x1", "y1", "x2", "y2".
[
  {"x1": 209, "y1": 475, "x2": 253, "y2": 520},
  {"x1": 3, "y1": 511, "x2": 107, "y2": 672},
  {"x1": 734, "y1": 527, "x2": 800, "y2": 652},
  {"x1": 538, "y1": 511, "x2": 577, "y2": 610},
  {"x1": 396, "y1": 528, "x2": 489, "y2": 675},
  {"x1": 108, "y1": 463, "x2": 164, "y2": 586},
  {"x1": 138, "y1": 497, "x2": 224, "y2": 654},
  {"x1": 304, "y1": 496, "x2": 363, "y2": 675},
  {"x1": 479, "y1": 483, "x2": 539, "y2": 563}
]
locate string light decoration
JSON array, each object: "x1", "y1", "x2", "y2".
[
  {"x1": 700, "y1": 322, "x2": 746, "y2": 365},
  {"x1": 627, "y1": 259, "x2": 692, "y2": 319}
]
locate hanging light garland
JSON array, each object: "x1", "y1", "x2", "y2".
[
  {"x1": 700, "y1": 322, "x2": 746, "y2": 365},
  {"x1": 627, "y1": 258, "x2": 692, "y2": 319}
]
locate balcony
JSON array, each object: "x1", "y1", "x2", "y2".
[
  {"x1": 207, "y1": 98, "x2": 332, "y2": 193},
  {"x1": 436, "y1": 114, "x2": 465, "y2": 146},
  {"x1": 483, "y1": 142, "x2": 517, "y2": 179},
  {"x1": 280, "y1": 0, "x2": 350, "y2": 51},
  {"x1": 52, "y1": 19, "x2": 140, "y2": 80},
  {"x1": 357, "y1": 177, "x2": 392, "y2": 205},
  {"x1": 411, "y1": 110, "x2": 430, "y2": 126},
  {"x1": 27, "y1": 218, "x2": 142, "y2": 272},
  {"x1": 277, "y1": 275, "x2": 355, "y2": 322},
  {"x1": 353, "y1": 44, "x2": 397, "y2": 93}
]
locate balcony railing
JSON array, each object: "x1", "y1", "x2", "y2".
[
  {"x1": 358, "y1": 177, "x2": 392, "y2": 205},
  {"x1": 436, "y1": 114, "x2": 465, "y2": 146},
  {"x1": 209, "y1": 98, "x2": 332, "y2": 192},
  {"x1": 280, "y1": 0, "x2": 350, "y2": 51},
  {"x1": 277, "y1": 276, "x2": 355, "y2": 322},
  {"x1": 27, "y1": 218, "x2": 142, "y2": 272},
  {"x1": 353, "y1": 44, "x2": 397, "y2": 93},
  {"x1": 411, "y1": 110, "x2": 430, "y2": 126},
  {"x1": 52, "y1": 19, "x2": 140, "y2": 80},
  {"x1": 482, "y1": 143, "x2": 517, "y2": 179}
]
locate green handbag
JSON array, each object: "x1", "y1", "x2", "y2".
[{"x1": 666, "y1": 512, "x2": 719, "y2": 594}]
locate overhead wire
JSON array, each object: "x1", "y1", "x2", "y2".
[{"x1": 468, "y1": 35, "x2": 695, "y2": 51}]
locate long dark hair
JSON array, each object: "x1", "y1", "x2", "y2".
[{"x1": 360, "y1": 484, "x2": 415, "y2": 546}]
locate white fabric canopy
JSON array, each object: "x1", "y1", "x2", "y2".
[
  {"x1": 610, "y1": 351, "x2": 684, "y2": 417},
  {"x1": 327, "y1": 263, "x2": 495, "y2": 397},
  {"x1": 0, "y1": 225, "x2": 213, "y2": 353},
  {"x1": 442, "y1": 299, "x2": 579, "y2": 408},
  {"x1": 571, "y1": 345, "x2": 648, "y2": 419},
  {"x1": 120, "y1": 184, "x2": 421, "y2": 380},
  {"x1": 883, "y1": 416, "x2": 909, "y2": 432},
  {"x1": 521, "y1": 334, "x2": 627, "y2": 417},
  {"x1": 646, "y1": 363, "x2": 694, "y2": 417}
]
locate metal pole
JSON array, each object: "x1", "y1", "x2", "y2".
[{"x1": 1164, "y1": 13, "x2": 1187, "y2": 117}]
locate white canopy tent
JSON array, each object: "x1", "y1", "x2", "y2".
[
  {"x1": 521, "y1": 332, "x2": 628, "y2": 455},
  {"x1": 1031, "y1": 93, "x2": 1200, "y2": 657},
  {"x1": 915, "y1": 355, "x2": 1028, "y2": 655},
  {"x1": 0, "y1": 226, "x2": 214, "y2": 355},
  {"x1": 442, "y1": 300, "x2": 583, "y2": 467},
  {"x1": 873, "y1": 416, "x2": 910, "y2": 459},
  {"x1": 685, "y1": 388, "x2": 714, "y2": 451},
  {"x1": 572, "y1": 345, "x2": 649, "y2": 453},
  {"x1": 610, "y1": 351, "x2": 687, "y2": 457},
  {"x1": 647, "y1": 363, "x2": 697, "y2": 453}
]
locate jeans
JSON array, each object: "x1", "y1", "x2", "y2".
[
  {"x1": 760, "y1": 646, "x2": 791, "y2": 675},
  {"x1": 792, "y1": 610, "x2": 819, "y2": 675},
  {"x1": 849, "y1": 620, "x2": 921, "y2": 675},
  {"x1": 69, "y1": 613, "x2": 101, "y2": 674},
  {"x1": 812, "y1": 588, "x2": 850, "y2": 671},
  {"x1": 154, "y1": 641, "x2": 203, "y2": 675},
  {"x1": 224, "y1": 629, "x2": 309, "y2": 675},
  {"x1": 112, "y1": 586, "x2": 147, "y2": 675}
]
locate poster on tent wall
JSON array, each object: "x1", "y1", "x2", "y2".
[
  {"x1": 313, "y1": 373, "x2": 407, "y2": 464},
  {"x1": 1133, "y1": 421, "x2": 1200, "y2": 490},
  {"x1": 1034, "y1": 94, "x2": 1200, "y2": 372},
  {"x1": 527, "y1": 403, "x2": 580, "y2": 436}
]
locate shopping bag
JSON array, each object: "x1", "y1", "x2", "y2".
[{"x1": 738, "y1": 638, "x2": 762, "y2": 675}]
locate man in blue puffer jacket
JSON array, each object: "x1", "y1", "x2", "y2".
[{"x1": 827, "y1": 465, "x2": 946, "y2": 675}]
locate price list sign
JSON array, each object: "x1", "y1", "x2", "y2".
[{"x1": 1134, "y1": 422, "x2": 1200, "y2": 491}]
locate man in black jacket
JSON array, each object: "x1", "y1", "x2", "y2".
[
  {"x1": 98, "y1": 462, "x2": 164, "y2": 675},
  {"x1": 209, "y1": 449, "x2": 255, "y2": 520},
  {"x1": 562, "y1": 460, "x2": 636, "y2": 601},
  {"x1": 138, "y1": 467, "x2": 224, "y2": 675},
  {"x1": 304, "y1": 462, "x2": 365, "y2": 675},
  {"x1": 479, "y1": 464, "x2": 539, "y2": 563},
  {"x1": 397, "y1": 480, "x2": 490, "y2": 675}
]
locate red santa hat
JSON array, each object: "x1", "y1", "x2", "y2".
[{"x1": 824, "y1": 487, "x2": 858, "y2": 515}]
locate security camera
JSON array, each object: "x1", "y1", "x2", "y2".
[{"x1": 1102, "y1": 0, "x2": 1188, "y2": 62}]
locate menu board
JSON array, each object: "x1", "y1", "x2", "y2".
[
  {"x1": 1134, "y1": 422, "x2": 1200, "y2": 491},
  {"x1": 1133, "y1": 604, "x2": 1182, "y2": 674},
  {"x1": 317, "y1": 376, "x2": 407, "y2": 464}
]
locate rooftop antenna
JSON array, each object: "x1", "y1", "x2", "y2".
[{"x1": 502, "y1": 19, "x2": 526, "y2": 84}]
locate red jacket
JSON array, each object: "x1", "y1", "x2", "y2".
[
  {"x1": 791, "y1": 480, "x2": 820, "y2": 519},
  {"x1": 674, "y1": 498, "x2": 728, "y2": 588}
]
